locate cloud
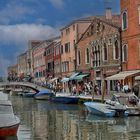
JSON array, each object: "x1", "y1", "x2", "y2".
[
  {"x1": 0, "y1": 24, "x2": 60, "y2": 75},
  {"x1": 49, "y1": 0, "x2": 64, "y2": 8},
  {"x1": 0, "y1": 24, "x2": 60, "y2": 49},
  {"x1": 0, "y1": 2, "x2": 34, "y2": 24},
  {"x1": 0, "y1": 55, "x2": 11, "y2": 76}
]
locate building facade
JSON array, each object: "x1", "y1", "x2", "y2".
[
  {"x1": 60, "y1": 19, "x2": 92, "y2": 77},
  {"x1": 119, "y1": 0, "x2": 140, "y2": 88},
  {"x1": 54, "y1": 40, "x2": 61, "y2": 79},
  {"x1": 32, "y1": 41, "x2": 47, "y2": 83},
  {"x1": 77, "y1": 11, "x2": 121, "y2": 93},
  {"x1": 17, "y1": 52, "x2": 28, "y2": 79}
]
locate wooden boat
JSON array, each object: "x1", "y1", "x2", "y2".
[
  {"x1": 0, "y1": 100, "x2": 20, "y2": 136},
  {"x1": 51, "y1": 95, "x2": 80, "y2": 104},
  {"x1": 34, "y1": 89, "x2": 55, "y2": 100}
]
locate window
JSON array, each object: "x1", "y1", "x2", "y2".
[
  {"x1": 138, "y1": 6, "x2": 140, "y2": 24},
  {"x1": 77, "y1": 50, "x2": 81, "y2": 65},
  {"x1": 103, "y1": 43, "x2": 107, "y2": 61},
  {"x1": 61, "y1": 45, "x2": 63, "y2": 54},
  {"x1": 86, "y1": 48, "x2": 90, "y2": 63},
  {"x1": 114, "y1": 40, "x2": 119, "y2": 59},
  {"x1": 123, "y1": 44, "x2": 128, "y2": 62},
  {"x1": 65, "y1": 42, "x2": 70, "y2": 52},
  {"x1": 122, "y1": 11, "x2": 127, "y2": 30},
  {"x1": 62, "y1": 61, "x2": 69, "y2": 72},
  {"x1": 92, "y1": 45, "x2": 100, "y2": 67}
]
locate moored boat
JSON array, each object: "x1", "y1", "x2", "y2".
[
  {"x1": 106, "y1": 93, "x2": 140, "y2": 116},
  {"x1": 34, "y1": 89, "x2": 55, "y2": 100},
  {"x1": 84, "y1": 102, "x2": 116, "y2": 117},
  {"x1": 51, "y1": 96, "x2": 80, "y2": 104},
  {"x1": 0, "y1": 100, "x2": 20, "y2": 136}
]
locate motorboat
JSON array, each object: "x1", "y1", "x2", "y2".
[
  {"x1": 84, "y1": 102, "x2": 117, "y2": 117},
  {"x1": 34, "y1": 89, "x2": 55, "y2": 100},
  {"x1": 51, "y1": 95, "x2": 80, "y2": 104},
  {"x1": 106, "y1": 93, "x2": 140, "y2": 116},
  {"x1": 84, "y1": 93, "x2": 140, "y2": 117},
  {"x1": 0, "y1": 100, "x2": 20, "y2": 136}
]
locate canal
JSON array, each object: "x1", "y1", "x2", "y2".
[{"x1": 3, "y1": 94, "x2": 140, "y2": 140}]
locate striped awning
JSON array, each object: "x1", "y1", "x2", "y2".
[
  {"x1": 69, "y1": 72, "x2": 80, "y2": 80},
  {"x1": 73, "y1": 74, "x2": 89, "y2": 80}
]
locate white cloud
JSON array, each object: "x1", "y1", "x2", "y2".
[
  {"x1": 0, "y1": 24, "x2": 60, "y2": 49},
  {"x1": 0, "y1": 24, "x2": 60, "y2": 76},
  {"x1": 49, "y1": 0, "x2": 64, "y2": 8}
]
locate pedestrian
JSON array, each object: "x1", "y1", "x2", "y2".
[{"x1": 123, "y1": 83, "x2": 129, "y2": 93}]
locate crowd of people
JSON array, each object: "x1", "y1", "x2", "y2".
[
  {"x1": 115, "y1": 81, "x2": 139, "y2": 96},
  {"x1": 45, "y1": 80, "x2": 102, "y2": 96}
]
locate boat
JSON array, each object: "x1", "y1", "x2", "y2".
[
  {"x1": 22, "y1": 92, "x2": 36, "y2": 97},
  {"x1": 51, "y1": 95, "x2": 80, "y2": 104},
  {"x1": 106, "y1": 93, "x2": 140, "y2": 116},
  {"x1": 84, "y1": 102, "x2": 117, "y2": 117},
  {"x1": 0, "y1": 100, "x2": 20, "y2": 136},
  {"x1": 34, "y1": 89, "x2": 55, "y2": 100}
]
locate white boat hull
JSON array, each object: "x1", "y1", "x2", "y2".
[{"x1": 84, "y1": 102, "x2": 116, "y2": 117}]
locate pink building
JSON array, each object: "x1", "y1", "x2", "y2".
[
  {"x1": 54, "y1": 40, "x2": 61, "y2": 79},
  {"x1": 60, "y1": 19, "x2": 92, "y2": 77},
  {"x1": 32, "y1": 41, "x2": 47, "y2": 83}
]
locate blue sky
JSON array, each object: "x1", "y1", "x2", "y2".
[{"x1": 0, "y1": 0, "x2": 120, "y2": 76}]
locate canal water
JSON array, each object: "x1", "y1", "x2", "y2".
[{"x1": 3, "y1": 95, "x2": 140, "y2": 140}]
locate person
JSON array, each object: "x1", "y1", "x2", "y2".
[
  {"x1": 72, "y1": 84, "x2": 76, "y2": 95},
  {"x1": 123, "y1": 83, "x2": 129, "y2": 93},
  {"x1": 132, "y1": 83, "x2": 139, "y2": 97}
]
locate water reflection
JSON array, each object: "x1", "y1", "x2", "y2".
[{"x1": 7, "y1": 96, "x2": 140, "y2": 140}]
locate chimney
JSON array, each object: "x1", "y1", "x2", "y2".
[{"x1": 106, "y1": 8, "x2": 112, "y2": 20}]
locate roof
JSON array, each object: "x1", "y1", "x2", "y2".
[{"x1": 106, "y1": 70, "x2": 140, "y2": 80}]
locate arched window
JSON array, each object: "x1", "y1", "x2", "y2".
[
  {"x1": 86, "y1": 48, "x2": 90, "y2": 63},
  {"x1": 123, "y1": 44, "x2": 128, "y2": 62},
  {"x1": 103, "y1": 43, "x2": 107, "y2": 61},
  {"x1": 138, "y1": 5, "x2": 140, "y2": 24},
  {"x1": 114, "y1": 40, "x2": 119, "y2": 59},
  {"x1": 122, "y1": 11, "x2": 127, "y2": 30}
]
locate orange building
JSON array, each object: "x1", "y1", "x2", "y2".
[
  {"x1": 121, "y1": 0, "x2": 140, "y2": 70},
  {"x1": 119, "y1": 0, "x2": 140, "y2": 88}
]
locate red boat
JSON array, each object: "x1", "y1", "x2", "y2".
[{"x1": 0, "y1": 100, "x2": 20, "y2": 136}]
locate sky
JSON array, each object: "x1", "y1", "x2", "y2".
[{"x1": 0, "y1": 0, "x2": 120, "y2": 76}]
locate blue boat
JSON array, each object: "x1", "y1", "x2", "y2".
[
  {"x1": 34, "y1": 89, "x2": 55, "y2": 100},
  {"x1": 51, "y1": 96, "x2": 80, "y2": 104}
]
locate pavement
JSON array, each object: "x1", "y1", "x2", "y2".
[{"x1": 56, "y1": 92, "x2": 112, "y2": 101}]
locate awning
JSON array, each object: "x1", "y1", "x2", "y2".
[
  {"x1": 73, "y1": 74, "x2": 89, "y2": 80},
  {"x1": 69, "y1": 72, "x2": 80, "y2": 80},
  {"x1": 49, "y1": 77, "x2": 58, "y2": 83},
  {"x1": 106, "y1": 70, "x2": 140, "y2": 80},
  {"x1": 61, "y1": 77, "x2": 69, "y2": 82}
]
